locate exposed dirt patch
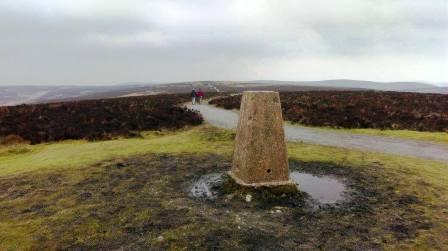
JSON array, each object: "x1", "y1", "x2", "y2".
[
  {"x1": 209, "y1": 91, "x2": 448, "y2": 131},
  {"x1": 0, "y1": 154, "x2": 439, "y2": 249}
]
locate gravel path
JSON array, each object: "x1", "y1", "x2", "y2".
[{"x1": 187, "y1": 104, "x2": 448, "y2": 162}]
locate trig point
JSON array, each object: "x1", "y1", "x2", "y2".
[{"x1": 229, "y1": 91, "x2": 295, "y2": 187}]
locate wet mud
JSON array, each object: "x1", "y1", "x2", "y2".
[
  {"x1": 190, "y1": 170, "x2": 347, "y2": 205},
  {"x1": 0, "y1": 154, "x2": 437, "y2": 250}
]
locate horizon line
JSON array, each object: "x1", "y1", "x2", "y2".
[{"x1": 0, "y1": 79, "x2": 447, "y2": 87}]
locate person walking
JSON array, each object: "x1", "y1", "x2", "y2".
[
  {"x1": 197, "y1": 89, "x2": 204, "y2": 104},
  {"x1": 190, "y1": 89, "x2": 197, "y2": 105}
]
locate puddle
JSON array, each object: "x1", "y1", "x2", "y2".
[
  {"x1": 190, "y1": 171, "x2": 348, "y2": 205},
  {"x1": 190, "y1": 173, "x2": 224, "y2": 200},
  {"x1": 290, "y1": 171, "x2": 347, "y2": 204}
]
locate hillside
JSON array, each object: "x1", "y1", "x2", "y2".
[
  {"x1": 2, "y1": 80, "x2": 446, "y2": 106},
  {"x1": 1, "y1": 126, "x2": 447, "y2": 249},
  {"x1": 0, "y1": 85, "x2": 149, "y2": 106},
  {"x1": 210, "y1": 91, "x2": 448, "y2": 132},
  {"x1": 1, "y1": 92, "x2": 447, "y2": 249},
  {"x1": 0, "y1": 94, "x2": 202, "y2": 144},
  {"x1": 247, "y1": 79, "x2": 446, "y2": 93}
]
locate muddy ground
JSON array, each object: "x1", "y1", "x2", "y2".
[{"x1": 0, "y1": 153, "x2": 440, "y2": 250}]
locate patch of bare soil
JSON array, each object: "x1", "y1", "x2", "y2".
[{"x1": 0, "y1": 154, "x2": 436, "y2": 249}]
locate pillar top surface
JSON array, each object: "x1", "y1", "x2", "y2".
[{"x1": 243, "y1": 90, "x2": 276, "y2": 93}]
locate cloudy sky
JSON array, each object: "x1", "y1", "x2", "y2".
[{"x1": 0, "y1": 0, "x2": 447, "y2": 85}]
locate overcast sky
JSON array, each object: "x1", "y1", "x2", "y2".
[{"x1": 1, "y1": 0, "x2": 447, "y2": 86}]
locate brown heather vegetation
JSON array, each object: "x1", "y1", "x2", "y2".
[
  {"x1": 0, "y1": 94, "x2": 202, "y2": 144},
  {"x1": 209, "y1": 91, "x2": 448, "y2": 132}
]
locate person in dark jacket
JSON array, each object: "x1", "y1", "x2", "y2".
[{"x1": 190, "y1": 89, "x2": 197, "y2": 105}]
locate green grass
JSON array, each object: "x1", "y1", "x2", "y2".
[
  {"x1": 1, "y1": 125, "x2": 446, "y2": 187},
  {"x1": 1, "y1": 125, "x2": 446, "y2": 181},
  {"x1": 287, "y1": 122, "x2": 448, "y2": 144},
  {"x1": 328, "y1": 127, "x2": 448, "y2": 144},
  {"x1": 0, "y1": 125, "x2": 447, "y2": 249},
  {"x1": 0, "y1": 127, "x2": 233, "y2": 177},
  {"x1": 288, "y1": 141, "x2": 447, "y2": 189}
]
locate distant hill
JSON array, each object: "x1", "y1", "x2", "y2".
[
  {"x1": 0, "y1": 82, "x2": 355, "y2": 106},
  {"x1": 404, "y1": 86, "x2": 448, "y2": 94},
  {"x1": 1, "y1": 79, "x2": 446, "y2": 106},
  {"x1": 0, "y1": 85, "x2": 149, "y2": 106},
  {"x1": 246, "y1": 79, "x2": 445, "y2": 93}
]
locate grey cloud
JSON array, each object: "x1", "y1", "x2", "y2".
[{"x1": 0, "y1": 0, "x2": 447, "y2": 85}]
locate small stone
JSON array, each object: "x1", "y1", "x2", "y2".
[
  {"x1": 226, "y1": 194, "x2": 235, "y2": 200},
  {"x1": 273, "y1": 206, "x2": 286, "y2": 213},
  {"x1": 245, "y1": 194, "x2": 252, "y2": 202}
]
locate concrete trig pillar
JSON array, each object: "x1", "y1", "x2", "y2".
[{"x1": 229, "y1": 91, "x2": 294, "y2": 187}]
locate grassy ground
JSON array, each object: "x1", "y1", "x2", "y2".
[
  {"x1": 285, "y1": 122, "x2": 448, "y2": 144},
  {"x1": 0, "y1": 126, "x2": 447, "y2": 249},
  {"x1": 315, "y1": 127, "x2": 448, "y2": 144},
  {"x1": 0, "y1": 127, "x2": 233, "y2": 177}
]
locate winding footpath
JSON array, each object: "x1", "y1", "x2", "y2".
[{"x1": 187, "y1": 104, "x2": 448, "y2": 162}]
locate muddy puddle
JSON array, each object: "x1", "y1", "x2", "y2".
[
  {"x1": 190, "y1": 173, "x2": 223, "y2": 199},
  {"x1": 3, "y1": 154, "x2": 434, "y2": 250},
  {"x1": 190, "y1": 171, "x2": 348, "y2": 205},
  {"x1": 290, "y1": 171, "x2": 346, "y2": 204}
]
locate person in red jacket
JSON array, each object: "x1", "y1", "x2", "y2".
[{"x1": 196, "y1": 89, "x2": 204, "y2": 104}]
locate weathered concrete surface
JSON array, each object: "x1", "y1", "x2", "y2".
[{"x1": 230, "y1": 91, "x2": 294, "y2": 186}]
